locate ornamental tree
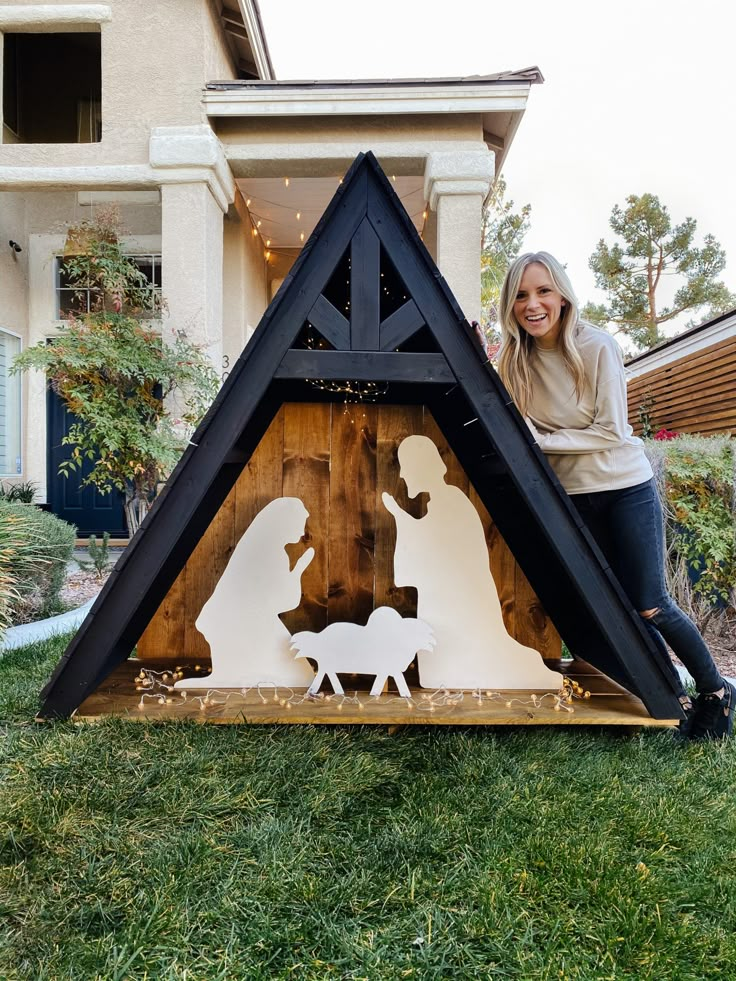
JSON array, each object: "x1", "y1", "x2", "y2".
[
  {"x1": 13, "y1": 209, "x2": 218, "y2": 535},
  {"x1": 583, "y1": 193, "x2": 735, "y2": 350},
  {"x1": 480, "y1": 176, "x2": 532, "y2": 338}
]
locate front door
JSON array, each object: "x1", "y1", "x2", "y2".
[{"x1": 47, "y1": 389, "x2": 127, "y2": 537}]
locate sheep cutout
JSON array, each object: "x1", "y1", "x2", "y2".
[{"x1": 291, "y1": 607, "x2": 436, "y2": 698}]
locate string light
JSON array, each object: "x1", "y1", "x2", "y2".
[
  {"x1": 246, "y1": 198, "x2": 251, "y2": 207},
  {"x1": 284, "y1": 177, "x2": 290, "y2": 187},
  {"x1": 131, "y1": 666, "x2": 588, "y2": 718},
  {"x1": 302, "y1": 325, "x2": 389, "y2": 403},
  {"x1": 296, "y1": 211, "x2": 301, "y2": 221}
]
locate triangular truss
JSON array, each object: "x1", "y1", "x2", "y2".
[{"x1": 40, "y1": 153, "x2": 683, "y2": 721}]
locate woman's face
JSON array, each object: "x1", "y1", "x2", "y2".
[{"x1": 513, "y1": 262, "x2": 566, "y2": 349}]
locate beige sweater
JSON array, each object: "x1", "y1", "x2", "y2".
[{"x1": 525, "y1": 324, "x2": 653, "y2": 494}]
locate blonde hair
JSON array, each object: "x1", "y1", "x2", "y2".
[{"x1": 497, "y1": 251, "x2": 586, "y2": 416}]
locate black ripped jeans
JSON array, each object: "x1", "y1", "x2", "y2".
[{"x1": 570, "y1": 478, "x2": 724, "y2": 696}]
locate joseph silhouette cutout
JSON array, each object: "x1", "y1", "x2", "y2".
[{"x1": 382, "y1": 435, "x2": 560, "y2": 690}]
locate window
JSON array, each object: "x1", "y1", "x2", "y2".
[
  {"x1": 2, "y1": 32, "x2": 101, "y2": 144},
  {"x1": 56, "y1": 255, "x2": 163, "y2": 318},
  {"x1": 0, "y1": 331, "x2": 22, "y2": 476}
]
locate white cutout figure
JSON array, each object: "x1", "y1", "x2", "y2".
[
  {"x1": 291, "y1": 607, "x2": 435, "y2": 697},
  {"x1": 382, "y1": 435, "x2": 561, "y2": 690},
  {"x1": 175, "y1": 497, "x2": 316, "y2": 689}
]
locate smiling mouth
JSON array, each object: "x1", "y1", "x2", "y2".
[{"x1": 526, "y1": 314, "x2": 546, "y2": 323}]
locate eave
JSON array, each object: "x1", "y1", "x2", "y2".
[
  {"x1": 204, "y1": 73, "x2": 541, "y2": 170},
  {"x1": 204, "y1": 77, "x2": 536, "y2": 117}
]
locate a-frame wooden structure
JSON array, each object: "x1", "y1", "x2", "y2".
[{"x1": 40, "y1": 153, "x2": 684, "y2": 722}]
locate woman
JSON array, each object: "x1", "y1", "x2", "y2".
[{"x1": 497, "y1": 251, "x2": 733, "y2": 739}]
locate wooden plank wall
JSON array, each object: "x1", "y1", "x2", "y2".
[
  {"x1": 627, "y1": 334, "x2": 736, "y2": 436},
  {"x1": 138, "y1": 403, "x2": 560, "y2": 660}
]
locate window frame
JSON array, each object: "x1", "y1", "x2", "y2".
[
  {"x1": 2, "y1": 29, "x2": 102, "y2": 145},
  {"x1": 55, "y1": 252, "x2": 163, "y2": 320},
  {"x1": 0, "y1": 326, "x2": 23, "y2": 477}
]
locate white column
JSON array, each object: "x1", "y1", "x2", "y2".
[
  {"x1": 423, "y1": 150, "x2": 494, "y2": 324},
  {"x1": 160, "y1": 182, "x2": 224, "y2": 366},
  {"x1": 151, "y1": 125, "x2": 235, "y2": 369}
]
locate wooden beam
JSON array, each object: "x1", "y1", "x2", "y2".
[
  {"x1": 307, "y1": 294, "x2": 350, "y2": 350},
  {"x1": 222, "y1": 9, "x2": 245, "y2": 28},
  {"x1": 379, "y1": 299, "x2": 425, "y2": 351},
  {"x1": 350, "y1": 218, "x2": 381, "y2": 350},
  {"x1": 225, "y1": 22, "x2": 249, "y2": 40},
  {"x1": 276, "y1": 350, "x2": 455, "y2": 383},
  {"x1": 483, "y1": 129, "x2": 505, "y2": 152}
]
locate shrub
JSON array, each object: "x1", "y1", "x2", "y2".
[
  {"x1": 76, "y1": 531, "x2": 111, "y2": 580},
  {"x1": 11, "y1": 208, "x2": 218, "y2": 536},
  {"x1": 0, "y1": 502, "x2": 76, "y2": 632},
  {"x1": 644, "y1": 435, "x2": 735, "y2": 630},
  {"x1": 0, "y1": 480, "x2": 38, "y2": 504}
]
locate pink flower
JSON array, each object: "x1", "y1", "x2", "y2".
[{"x1": 654, "y1": 428, "x2": 679, "y2": 440}]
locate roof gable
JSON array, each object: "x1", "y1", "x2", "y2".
[{"x1": 40, "y1": 153, "x2": 683, "y2": 720}]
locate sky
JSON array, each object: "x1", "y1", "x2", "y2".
[{"x1": 257, "y1": 0, "x2": 736, "y2": 332}]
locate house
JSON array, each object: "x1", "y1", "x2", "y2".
[
  {"x1": 625, "y1": 308, "x2": 736, "y2": 437},
  {"x1": 0, "y1": 0, "x2": 540, "y2": 534}
]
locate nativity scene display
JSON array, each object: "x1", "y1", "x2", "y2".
[
  {"x1": 42, "y1": 154, "x2": 682, "y2": 726},
  {"x1": 172, "y1": 428, "x2": 562, "y2": 699}
]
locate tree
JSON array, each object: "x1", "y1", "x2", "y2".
[
  {"x1": 13, "y1": 208, "x2": 219, "y2": 535},
  {"x1": 480, "y1": 176, "x2": 532, "y2": 341},
  {"x1": 584, "y1": 193, "x2": 735, "y2": 350}
]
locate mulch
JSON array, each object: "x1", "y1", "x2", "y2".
[{"x1": 60, "y1": 569, "x2": 112, "y2": 609}]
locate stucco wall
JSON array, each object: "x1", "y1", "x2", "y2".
[
  {"x1": 0, "y1": 0, "x2": 236, "y2": 165},
  {"x1": 222, "y1": 194, "x2": 268, "y2": 361},
  {"x1": 0, "y1": 191, "x2": 28, "y2": 334},
  {"x1": 203, "y1": 0, "x2": 235, "y2": 83},
  {"x1": 216, "y1": 113, "x2": 484, "y2": 146}
]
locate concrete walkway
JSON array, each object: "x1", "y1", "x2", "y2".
[
  {"x1": 1, "y1": 598, "x2": 97, "y2": 653},
  {"x1": 0, "y1": 545, "x2": 127, "y2": 653}
]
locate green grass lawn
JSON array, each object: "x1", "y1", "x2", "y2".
[{"x1": 2, "y1": 636, "x2": 736, "y2": 980}]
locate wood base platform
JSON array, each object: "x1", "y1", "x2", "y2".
[{"x1": 69, "y1": 658, "x2": 680, "y2": 728}]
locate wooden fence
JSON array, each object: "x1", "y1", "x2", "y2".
[
  {"x1": 627, "y1": 334, "x2": 736, "y2": 436},
  {"x1": 138, "y1": 402, "x2": 560, "y2": 663}
]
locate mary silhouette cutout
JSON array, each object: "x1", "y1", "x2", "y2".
[
  {"x1": 382, "y1": 435, "x2": 560, "y2": 690},
  {"x1": 175, "y1": 497, "x2": 316, "y2": 689}
]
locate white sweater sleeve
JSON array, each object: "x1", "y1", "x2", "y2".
[{"x1": 534, "y1": 345, "x2": 631, "y2": 455}]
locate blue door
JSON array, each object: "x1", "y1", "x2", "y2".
[{"x1": 47, "y1": 389, "x2": 127, "y2": 537}]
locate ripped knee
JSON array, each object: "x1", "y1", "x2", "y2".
[{"x1": 639, "y1": 607, "x2": 661, "y2": 620}]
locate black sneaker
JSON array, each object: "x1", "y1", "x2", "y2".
[
  {"x1": 674, "y1": 698, "x2": 696, "y2": 741},
  {"x1": 688, "y1": 681, "x2": 736, "y2": 741}
]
